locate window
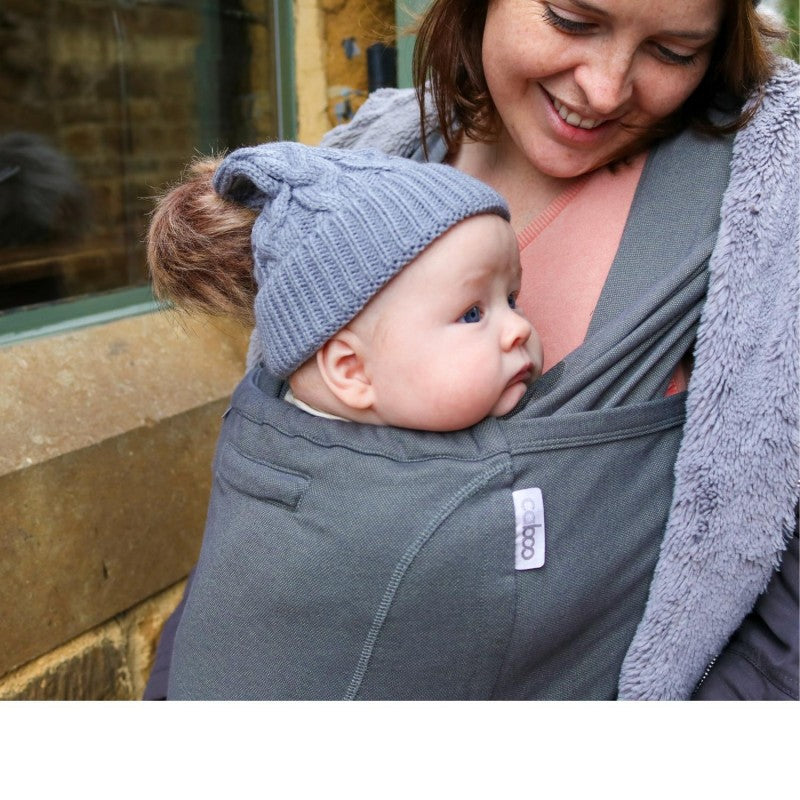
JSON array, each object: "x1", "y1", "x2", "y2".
[{"x1": 0, "y1": 0, "x2": 291, "y2": 336}]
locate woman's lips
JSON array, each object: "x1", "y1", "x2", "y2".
[
  {"x1": 551, "y1": 96, "x2": 603, "y2": 129},
  {"x1": 541, "y1": 87, "x2": 617, "y2": 142}
]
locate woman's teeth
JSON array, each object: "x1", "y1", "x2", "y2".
[{"x1": 552, "y1": 98, "x2": 603, "y2": 130}]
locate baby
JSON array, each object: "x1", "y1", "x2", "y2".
[
  {"x1": 147, "y1": 142, "x2": 544, "y2": 699},
  {"x1": 148, "y1": 142, "x2": 543, "y2": 431}
]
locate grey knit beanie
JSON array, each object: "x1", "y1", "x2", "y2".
[{"x1": 213, "y1": 142, "x2": 509, "y2": 377}]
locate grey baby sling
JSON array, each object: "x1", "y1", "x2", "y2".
[{"x1": 168, "y1": 129, "x2": 733, "y2": 700}]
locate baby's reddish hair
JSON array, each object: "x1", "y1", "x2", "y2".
[{"x1": 146, "y1": 157, "x2": 258, "y2": 326}]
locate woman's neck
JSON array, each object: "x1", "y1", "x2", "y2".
[{"x1": 451, "y1": 133, "x2": 586, "y2": 234}]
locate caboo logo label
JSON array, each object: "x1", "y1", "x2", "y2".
[{"x1": 512, "y1": 487, "x2": 545, "y2": 570}]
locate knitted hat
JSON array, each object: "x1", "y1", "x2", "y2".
[{"x1": 213, "y1": 142, "x2": 509, "y2": 377}]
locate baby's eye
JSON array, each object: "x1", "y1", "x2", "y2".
[
  {"x1": 507, "y1": 291, "x2": 519, "y2": 309},
  {"x1": 461, "y1": 305, "x2": 482, "y2": 324}
]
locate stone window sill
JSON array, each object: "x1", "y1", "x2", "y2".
[{"x1": 0, "y1": 311, "x2": 248, "y2": 683}]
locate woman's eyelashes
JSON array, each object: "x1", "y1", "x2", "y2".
[
  {"x1": 542, "y1": 4, "x2": 593, "y2": 34},
  {"x1": 542, "y1": 4, "x2": 700, "y2": 67},
  {"x1": 508, "y1": 291, "x2": 519, "y2": 309},
  {"x1": 653, "y1": 43, "x2": 698, "y2": 66}
]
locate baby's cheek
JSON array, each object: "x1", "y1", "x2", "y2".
[
  {"x1": 490, "y1": 381, "x2": 528, "y2": 418},
  {"x1": 432, "y1": 371, "x2": 501, "y2": 427}
]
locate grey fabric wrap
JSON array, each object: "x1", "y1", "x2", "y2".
[
  {"x1": 168, "y1": 95, "x2": 750, "y2": 699},
  {"x1": 169, "y1": 369, "x2": 684, "y2": 700}
]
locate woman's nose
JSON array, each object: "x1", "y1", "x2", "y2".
[{"x1": 574, "y1": 49, "x2": 634, "y2": 116}]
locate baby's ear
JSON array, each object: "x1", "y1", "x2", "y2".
[{"x1": 316, "y1": 329, "x2": 375, "y2": 411}]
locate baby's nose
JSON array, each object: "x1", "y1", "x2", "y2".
[{"x1": 503, "y1": 309, "x2": 533, "y2": 350}]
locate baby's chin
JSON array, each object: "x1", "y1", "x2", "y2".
[
  {"x1": 489, "y1": 380, "x2": 531, "y2": 419},
  {"x1": 374, "y1": 382, "x2": 532, "y2": 431}
]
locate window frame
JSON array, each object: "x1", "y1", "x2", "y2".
[
  {"x1": 0, "y1": 0, "x2": 296, "y2": 346},
  {"x1": 396, "y1": 0, "x2": 429, "y2": 88}
]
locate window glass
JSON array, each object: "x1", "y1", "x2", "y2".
[{"x1": 0, "y1": 0, "x2": 279, "y2": 314}]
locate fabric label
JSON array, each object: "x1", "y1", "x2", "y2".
[{"x1": 513, "y1": 487, "x2": 545, "y2": 570}]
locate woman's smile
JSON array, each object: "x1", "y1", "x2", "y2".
[
  {"x1": 550, "y1": 94, "x2": 606, "y2": 130},
  {"x1": 540, "y1": 86, "x2": 620, "y2": 144},
  {"x1": 481, "y1": 0, "x2": 722, "y2": 179}
]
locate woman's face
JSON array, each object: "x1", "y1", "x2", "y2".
[{"x1": 482, "y1": 0, "x2": 723, "y2": 178}]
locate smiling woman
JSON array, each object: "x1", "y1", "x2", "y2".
[
  {"x1": 416, "y1": 0, "x2": 782, "y2": 161},
  {"x1": 478, "y1": 0, "x2": 722, "y2": 180}
]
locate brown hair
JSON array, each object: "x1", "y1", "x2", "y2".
[
  {"x1": 413, "y1": 0, "x2": 786, "y2": 156},
  {"x1": 146, "y1": 158, "x2": 258, "y2": 326}
]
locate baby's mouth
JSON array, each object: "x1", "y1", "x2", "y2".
[{"x1": 509, "y1": 364, "x2": 534, "y2": 387}]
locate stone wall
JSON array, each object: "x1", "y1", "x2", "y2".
[
  {"x1": 293, "y1": 0, "x2": 394, "y2": 144},
  {"x1": 321, "y1": 0, "x2": 395, "y2": 125},
  {"x1": 0, "y1": 312, "x2": 250, "y2": 700},
  {"x1": 0, "y1": 583, "x2": 186, "y2": 700}
]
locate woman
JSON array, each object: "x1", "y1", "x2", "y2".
[{"x1": 146, "y1": 0, "x2": 798, "y2": 699}]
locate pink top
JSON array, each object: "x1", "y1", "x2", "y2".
[{"x1": 516, "y1": 153, "x2": 687, "y2": 394}]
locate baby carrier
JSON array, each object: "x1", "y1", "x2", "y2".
[{"x1": 168, "y1": 129, "x2": 734, "y2": 700}]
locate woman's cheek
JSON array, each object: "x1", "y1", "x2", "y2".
[{"x1": 643, "y1": 59, "x2": 713, "y2": 121}]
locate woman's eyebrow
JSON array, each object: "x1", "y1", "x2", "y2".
[{"x1": 659, "y1": 27, "x2": 719, "y2": 41}]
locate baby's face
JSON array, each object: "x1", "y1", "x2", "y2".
[{"x1": 355, "y1": 214, "x2": 544, "y2": 431}]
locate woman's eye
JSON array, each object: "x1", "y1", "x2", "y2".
[
  {"x1": 507, "y1": 292, "x2": 519, "y2": 310},
  {"x1": 542, "y1": 4, "x2": 593, "y2": 34},
  {"x1": 461, "y1": 305, "x2": 482, "y2": 324},
  {"x1": 653, "y1": 43, "x2": 698, "y2": 66}
]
